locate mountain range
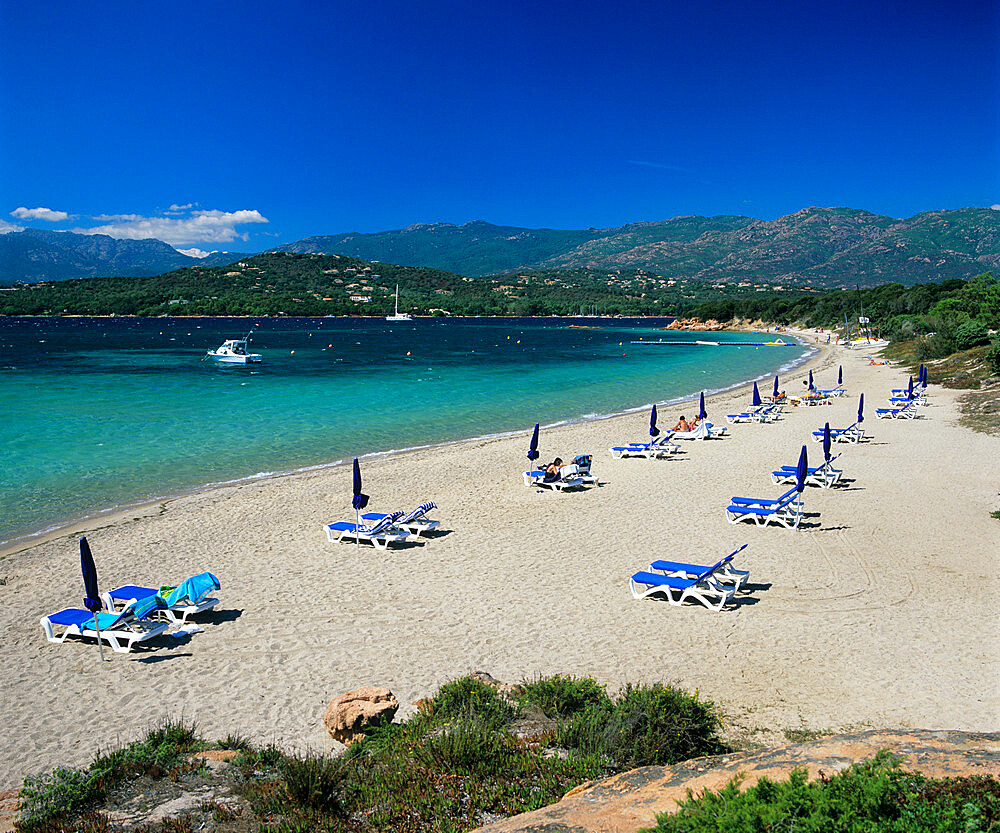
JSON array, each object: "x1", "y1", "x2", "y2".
[
  {"x1": 271, "y1": 207, "x2": 1000, "y2": 286},
  {"x1": 2, "y1": 207, "x2": 998, "y2": 287},
  {"x1": 0, "y1": 228, "x2": 247, "y2": 284}
]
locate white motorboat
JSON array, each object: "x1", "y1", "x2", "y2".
[
  {"x1": 386, "y1": 284, "x2": 413, "y2": 321},
  {"x1": 206, "y1": 333, "x2": 262, "y2": 364}
]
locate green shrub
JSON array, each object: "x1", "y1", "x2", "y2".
[
  {"x1": 557, "y1": 683, "x2": 725, "y2": 769},
  {"x1": 281, "y1": 753, "x2": 347, "y2": 813},
  {"x1": 954, "y1": 319, "x2": 991, "y2": 351},
  {"x1": 514, "y1": 675, "x2": 610, "y2": 718},
  {"x1": 915, "y1": 334, "x2": 957, "y2": 361},
  {"x1": 643, "y1": 752, "x2": 1000, "y2": 832},
  {"x1": 419, "y1": 675, "x2": 518, "y2": 726},
  {"x1": 986, "y1": 341, "x2": 1000, "y2": 374},
  {"x1": 417, "y1": 715, "x2": 510, "y2": 770}
]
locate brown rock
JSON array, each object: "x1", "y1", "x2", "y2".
[
  {"x1": 471, "y1": 729, "x2": 1000, "y2": 833},
  {"x1": 323, "y1": 686, "x2": 399, "y2": 745},
  {"x1": 193, "y1": 749, "x2": 240, "y2": 762},
  {"x1": 0, "y1": 789, "x2": 20, "y2": 833}
]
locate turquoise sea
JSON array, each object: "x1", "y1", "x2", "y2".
[{"x1": 0, "y1": 317, "x2": 810, "y2": 545}]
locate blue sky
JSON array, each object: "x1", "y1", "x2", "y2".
[{"x1": 1, "y1": 0, "x2": 996, "y2": 252}]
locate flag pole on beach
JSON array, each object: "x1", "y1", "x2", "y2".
[
  {"x1": 80, "y1": 537, "x2": 105, "y2": 662},
  {"x1": 351, "y1": 458, "x2": 369, "y2": 550}
]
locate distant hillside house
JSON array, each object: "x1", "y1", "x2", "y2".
[{"x1": 349, "y1": 294, "x2": 372, "y2": 303}]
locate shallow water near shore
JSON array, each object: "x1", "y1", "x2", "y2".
[{"x1": 0, "y1": 316, "x2": 808, "y2": 545}]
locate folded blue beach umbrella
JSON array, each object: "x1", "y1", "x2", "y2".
[
  {"x1": 527, "y1": 423, "x2": 540, "y2": 461},
  {"x1": 751, "y1": 382, "x2": 762, "y2": 407},
  {"x1": 351, "y1": 458, "x2": 370, "y2": 548},
  {"x1": 698, "y1": 391, "x2": 707, "y2": 421},
  {"x1": 808, "y1": 369, "x2": 814, "y2": 390},
  {"x1": 823, "y1": 422, "x2": 832, "y2": 463},
  {"x1": 80, "y1": 536, "x2": 105, "y2": 661},
  {"x1": 795, "y1": 445, "x2": 808, "y2": 493},
  {"x1": 649, "y1": 404, "x2": 659, "y2": 437},
  {"x1": 907, "y1": 376, "x2": 914, "y2": 399},
  {"x1": 857, "y1": 393, "x2": 864, "y2": 424},
  {"x1": 922, "y1": 365, "x2": 928, "y2": 385},
  {"x1": 838, "y1": 365, "x2": 843, "y2": 386},
  {"x1": 772, "y1": 375, "x2": 779, "y2": 398},
  {"x1": 351, "y1": 458, "x2": 369, "y2": 510}
]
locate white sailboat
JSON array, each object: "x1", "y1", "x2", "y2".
[{"x1": 386, "y1": 284, "x2": 413, "y2": 321}]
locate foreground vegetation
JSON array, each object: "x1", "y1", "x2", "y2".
[
  {"x1": 17, "y1": 675, "x2": 726, "y2": 833},
  {"x1": 644, "y1": 751, "x2": 1000, "y2": 832}
]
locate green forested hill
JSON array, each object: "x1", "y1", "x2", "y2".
[{"x1": 0, "y1": 251, "x2": 813, "y2": 317}]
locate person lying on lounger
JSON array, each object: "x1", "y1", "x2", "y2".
[{"x1": 543, "y1": 458, "x2": 564, "y2": 482}]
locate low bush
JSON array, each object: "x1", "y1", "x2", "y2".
[
  {"x1": 514, "y1": 675, "x2": 610, "y2": 718},
  {"x1": 280, "y1": 752, "x2": 347, "y2": 813},
  {"x1": 954, "y1": 319, "x2": 991, "y2": 351},
  {"x1": 557, "y1": 683, "x2": 726, "y2": 770},
  {"x1": 418, "y1": 675, "x2": 518, "y2": 726},
  {"x1": 644, "y1": 751, "x2": 1000, "y2": 832},
  {"x1": 986, "y1": 341, "x2": 1000, "y2": 374}
]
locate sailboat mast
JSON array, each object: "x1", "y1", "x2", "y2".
[{"x1": 395, "y1": 284, "x2": 399, "y2": 316}]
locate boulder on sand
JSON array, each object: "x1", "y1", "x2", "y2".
[{"x1": 323, "y1": 687, "x2": 399, "y2": 745}]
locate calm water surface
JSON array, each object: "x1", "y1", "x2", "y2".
[{"x1": 0, "y1": 316, "x2": 809, "y2": 544}]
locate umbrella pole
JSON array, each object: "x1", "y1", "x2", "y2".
[
  {"x1": 356, "y1": 508, "x2": 360, "y2": 550},
  {"x1": 94, "y1": 618, "x2": 105, "y2": 662}
]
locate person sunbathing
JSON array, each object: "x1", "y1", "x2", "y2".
[
  {"x1": 543, "y1": 458, "x2": 564, "y2": 482},
  {"x1": 672, "y1": 416, "x2": 691, "y2": 432}
]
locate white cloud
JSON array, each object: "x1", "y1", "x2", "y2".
[
  {"x1": 169, "y1": 203, "x2": 195, "y2": 211},
  {"x1": 76, "y1": 209, "x2": 269, "y2": 245},
  {"x1": 0, "y1": 219, "x2": 24, "y2": 234},
  {"x1": 176, "y1": 247, "x2": 215, "y2": 258},
  {"x1": 11, "y1": 206, "x2": 70, "y2": 222},
  {"x1": 991, "y1": 204, "x2": 1000, "y2": 211}
]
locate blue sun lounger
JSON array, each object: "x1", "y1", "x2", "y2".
[
  {"x1": 726, "y1": 487, "x2": 802, "y2": 529},
  {"x1": 103, "y1": 572, "x2": 221, "y2": 624},
  {"x1": 610, "y1": 434, "x2": 679, "y2": 458},
  {"x1": 41, "y1": 595, "x2": 170, "y2": 653},
  {"x1": 811, "y1": 422, "x2": 864, "y2": 444},
  {"x1": 523, "y1": 464, "x2": 587, "y2": 491},
  {"x1": 772, "y1": 454, "x2": 843, "y2": 488},
  {"x1": 648, "y1": 544, "x2": 750, "y2": 590},
  {"x1": 363, "y1": 501, "x2": 440, "y2": 537},
  {"x1": 876, "y1": 401, "x2": 919, "y2": 419},
  {"x1": 629, "y1": 563, "x2": 737, "y2": 611},
  {"x1": 324, "y1": 512, "x2": 410, "y2": 548}
]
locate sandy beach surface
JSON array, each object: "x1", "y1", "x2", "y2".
[{"x1": 1, "y1": 330, "x2": 998, "y2": 789}]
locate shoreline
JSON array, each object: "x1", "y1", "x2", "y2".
[{"x1": 0, "y1": 332, "x2": 816, "y2": 559}]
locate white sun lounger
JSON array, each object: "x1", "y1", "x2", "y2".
[
  {"x1": 812, "y1": 422, "x2": 864, "y2": 443},
  {"x1": 771, "y1": 453, "x2": 843, "y2": 488},
  {"x1": 524, "y1": 463, "x2": 587, "y2": 491},
  {"x1": 610, "y1": 434, "x2": 679, "y2": 458},
  {"x1": 323, "y1": 512, "x2": 410, "y2": 548},
  {"x1": 103, "y1": 572, "x2": 221, "y2": 625},
  {"x1": 41, "y1": 595, "x2": 170, "y2": 653},
  {"x1": 363, "y1": 502, "x2": 440, "y2": 537},
  {"x1": 672, "y1": 421, "x2": 727, "y2": 440},
  {"x1": 629, "y1": 564, "x2": 737, "y2": 611},
  {"x1": 726, "y1": 487, "x2": 803, "y2": 529},
  {"x1": 648, "y1": 544, "x2": 750, "y2": 590}
]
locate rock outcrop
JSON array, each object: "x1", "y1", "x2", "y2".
[
  {"x1": 471, "y1": 729, "x2": 1000, "y2": 833},
  {"x1": 323, "y1": 686, "x2": 399, "y2": 745}
]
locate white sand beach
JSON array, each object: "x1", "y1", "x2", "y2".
[{"x1": 1, "y1": 331, "x2": 998, "y2": 788}]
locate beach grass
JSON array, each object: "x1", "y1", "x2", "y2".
[{"x1": 641, "y1": 751, "x2": 1000, "y2": 832}]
